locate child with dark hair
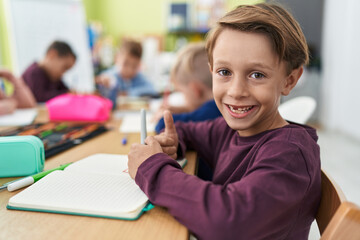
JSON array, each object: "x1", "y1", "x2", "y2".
[{"x1": 22, "y1": 41, "x2": 76, "y2": 102}]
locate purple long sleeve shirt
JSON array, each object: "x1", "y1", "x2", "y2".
[
  {"x1": 22, "y1": 62, "x2": 68, "y2": 102},
  {"x1": 135, "y1": 117, "x2": 321, "y2": 240}
]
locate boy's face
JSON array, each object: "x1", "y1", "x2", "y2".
[
  {"x1": 116, "y1": 52, "x2": 141, "y2": 80},
  {"x1": 211, "y1": 29, "x2": 300, "y2": 136},
  {"x1": 46, "y1": 51, "x2": 76, "y2": 81}
]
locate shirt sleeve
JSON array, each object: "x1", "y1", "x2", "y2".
[
  {"x1": 97, "y1": 84, "x2": 118, "y2": 109},
  {"x1": 175, "y1": 119, "x2": 226, "y2": 169},
  {"x1": 135, "y1": 141, "x2": 312, "y2": 240},
  {"x1": 127, "y1": 73, "x2": 157, "y2": 97}
]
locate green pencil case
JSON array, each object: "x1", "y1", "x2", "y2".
[{"x1": 0, "y1": 136, "x2": 45, "y2": 177}]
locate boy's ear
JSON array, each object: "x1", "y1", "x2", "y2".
[{"x1": 281, "y1": 67, "x2": 303, "y2": 96}]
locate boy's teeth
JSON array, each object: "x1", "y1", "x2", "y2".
[{"x1": 229, "y1": 105, "x2": 253, "y2": 114}]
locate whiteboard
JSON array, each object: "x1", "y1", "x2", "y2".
[{"x1": 4, "y1": 0, "x2": 94, "y2": 93}]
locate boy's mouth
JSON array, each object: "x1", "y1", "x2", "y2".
[{"x1": 227, "y1": 104, "x2": 254, "y2": 114}]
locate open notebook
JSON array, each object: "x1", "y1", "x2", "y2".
[{"x1": 7, "y1": 153, "x2": 187, "y2": 220}]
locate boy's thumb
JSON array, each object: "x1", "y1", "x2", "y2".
[
  {"x1": 145, "y1": 136, "x2": 157, "y2": 146},
  {"x1": 163, "y1": 110, "x2": 176, "y2": 135}
]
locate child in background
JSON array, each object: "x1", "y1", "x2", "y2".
[
  {"x1": 128, "y1": 3, "x2": 320, "y2": 240},
  {"x1": 96, "y1": 39, "x2": 157, "y2": 108},
  {"x1": 0, "y1": 68, "x2": 36, "y2": 115},
  {"x1": 154, "y1": 42, "x2": 221, "y2": 134},
  {"x1": 22, "y1": 41, "x2": 76, "y2": 102}
]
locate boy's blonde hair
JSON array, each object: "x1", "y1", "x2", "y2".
[
  {"x1": 206, "y1": 3, "x2": 309, "y2": 74},
  {"x1": 119, "y1": 39, "x2": 142, "y2": 59},
  {"x1": 171, "y1": 42, "x2": 212, "y2": 89}
]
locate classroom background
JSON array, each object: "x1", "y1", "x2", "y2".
[{"x1": 0, "y1": 0, "x2": 359, "y2": 239}]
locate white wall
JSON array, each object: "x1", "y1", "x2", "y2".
[
  {"x1": 276, "y1": 0, "x2": 324, "y2": 56},
  {"x1": 321, "y1": 0, "x2": 360, "y2": 140},
  {"x1": 4, "y1": 0, "x2": 94, "y2": 93}
]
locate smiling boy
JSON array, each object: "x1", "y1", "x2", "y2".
[
  {"x1": 211, "y1": 29, "x2": 303, "y2": 136},
  {"x1": 128, "y1": 3, "x2": 320, "y2": 240}
]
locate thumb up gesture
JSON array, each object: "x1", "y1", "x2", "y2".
[
  {"x1": 127, "y1": 110, "x2": 179, "y2": 179},
  {"x1": 154, "y1": 110, "x2": 179, "y2": 159}
]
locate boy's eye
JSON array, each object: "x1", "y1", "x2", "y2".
[
  {"x1": 218, "y1": 69, "x2": 231, "y2": 76},
  {"x1": 250, "y1": 72, "x2": 265, "y2": 79}
]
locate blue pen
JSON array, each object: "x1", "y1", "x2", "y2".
[{"x1": 122, "y1": 134, "x2": 128, "y2": 145}]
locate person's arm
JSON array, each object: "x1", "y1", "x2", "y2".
[
  {"x1": 0, "y1": 68, "x2": 35, "y2": 110},
  {"x1": 11, "y1": 77, "x2": 36, "y2": 108},
  {"x1": 98, "y1": 84, "x2": 118, "y2": 109},
  {"x1": 0, "y1": 98, "x2": 17, "y2": 115},
  {"x1": 135, "y1": 142, "x2": 313, "y2": 240},
  {"x1": 96, "y1": 76, "x2": 118, "y2": 108},
  {"x1": 127, "y1": 73, "x2": 157, "y2": 97}
]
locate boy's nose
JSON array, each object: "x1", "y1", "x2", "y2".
[{"x1": 227, "y1": 77, "x2": 250, "y2": 99}]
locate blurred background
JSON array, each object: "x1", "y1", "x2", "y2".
[{"x1": 0, "y1": 0, "x2": 359, "y2": 238}]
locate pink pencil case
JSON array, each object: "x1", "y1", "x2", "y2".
[{"x1": 46, "y1": 94, "x2": 113, "y2": 122}]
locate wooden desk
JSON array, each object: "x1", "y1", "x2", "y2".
[{"x1": 0, "y1": 107, "x2": 196, "y2": 240}]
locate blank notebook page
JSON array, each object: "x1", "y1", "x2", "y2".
[
  {"x1": 8, "y1": 154, "x2": 148, "y2": 218},
  {"x1": 64, "y1": 153, "x2": 130, "y2": 176}
]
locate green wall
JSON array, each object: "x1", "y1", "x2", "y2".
[
  {"x1": 0, "y1": 0, "x2": 264, "y2": 68},
  {"x1": 0, "y1": 0, "x2": 12, "y2": 69},
  {"x1": 82, "y1": 0, "x2": 264, "y2": 43},
  {"x1": 83, "y1": 0, "x2": 166, "y2": 44}
]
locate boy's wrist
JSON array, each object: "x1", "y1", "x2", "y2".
[
  {"x1": 135, "y1": 152, "x2": 182, "y2": 187},
  {"x1": 12, "y1": 78, "x2": 25, "y2": 88}
]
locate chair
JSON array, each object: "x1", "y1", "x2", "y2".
[
  {"x1": 278, "y1": 96, "x2": 316, "y2": 124},
  {"x1": 321, "y1": 201, "x2": 360, "y2": 239},
  {"x1": 316, "y1": 170, "x2": 346, "y2": 236}
]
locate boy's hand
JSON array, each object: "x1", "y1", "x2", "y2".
[
  {"x1": 128, "y1": 136, "x2": 163, "y2": 179},
  {"x1": 0, "y1": 69, "x2": 15, "y2": 82},
  {"x1": 0, "y1": 98, "x2": 17, "y2": 114},
  {"x1": 153, "y1": 110, "x2": 179, "y2": 159},
  {"x1": 0, "y1": 68, "x2": 22, "y2": 87},
  {"x1": 95, "y1": 75, "x2": 111, "y2": 88}
]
